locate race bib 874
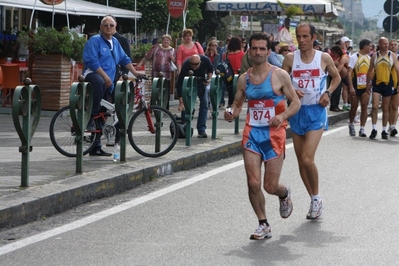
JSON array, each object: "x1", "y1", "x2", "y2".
[{"x1": 248, "y1": 99, "x2": 275, "y2": 127}]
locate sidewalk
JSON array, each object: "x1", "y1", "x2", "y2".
[{"x1": 0, "y1": 103, "x2": 348, "y2": 229}]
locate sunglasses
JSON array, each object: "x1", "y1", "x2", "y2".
[
  {"x1": 190, "y1": 61, "x2": 200, "y2": 66},
  {"x1": 283, "y1": 49, "x2": 289, "y2": 52},
  {"x1": 102, "y1": 24, "x2": 115, "y2": 28}
]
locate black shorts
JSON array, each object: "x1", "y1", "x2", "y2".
[
  {"x1": 355, "y1": 88, "x2": 368, "y2": 97},
  {"x1": 372, "y1": 83, "x2": 394, "y2": 97}
]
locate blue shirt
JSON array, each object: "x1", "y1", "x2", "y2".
[
  {"x1": 83, "y1": 34, "x2": 132, "y2": 92},
  {"x1": 268, "y1": 51, "x2": 282, "y2": 68}
]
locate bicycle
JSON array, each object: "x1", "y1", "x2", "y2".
[{"x1": 49, "y1": 75, "x2": 179, "y2": 158}]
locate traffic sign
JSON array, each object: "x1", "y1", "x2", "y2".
[
  {"x1": 241, "y1": 16, "x2": 248, "y2": 29},
  {"x1": 383, "y1": 16, "x2": 399, "y2": 32},
  {"x1": 384, "y1": 0, "x2": 399, "y2": 15},
  {"x1": 168, "y1": 0, "x2": 187, "y2": 18}
]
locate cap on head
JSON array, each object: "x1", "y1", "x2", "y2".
[
  {"x1": 313, "y1": 40, "x2": 322, "y2": 46},
  {"x1": 341, "y1": 36, "x2": 351, "y2": 43}
]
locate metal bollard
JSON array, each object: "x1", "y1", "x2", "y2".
[
  {"x1": 69, "y1": 75, "x2": 93, "y2": 174},
  {"x1": 114, "y1": 74, "x2": 134, "y2": 162},
  {"x1": 11, "y1": 78, "x2": 41, "y2": 187},
  {"x1": 209, "y1": 70, "x2": 223, "y2": 139},
  {"x1": 181, "y1": 71, "x2": 197, "y2": 146},
  {"x1": 151, "y1": 72, "x2": 169, "y2": 109}
]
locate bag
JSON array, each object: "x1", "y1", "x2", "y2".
[
  {"x1": 217, "y1": 52, "x2": 234, "y2": 85},
  {"x1": 171, "y1": 61, "x2": 177, "y2": 72},
  {"x1": 170, "y1": 115, "x2": 194, "y2": 139},
  {"x1": 170, "y1": 48, "x2": 177, "y2": 71}
]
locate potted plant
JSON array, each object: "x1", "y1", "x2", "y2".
[
  {"x1": 19, "y1": 27, "x2": 86, "y2": 110},
  {"x1": 131, "y1": 43, "x2": 153, "y2": 63}
]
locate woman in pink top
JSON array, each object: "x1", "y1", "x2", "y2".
[{"x1": 176, "y1": 29, "x2": 204, "y2": 74}]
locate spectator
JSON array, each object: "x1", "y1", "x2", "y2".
[
  {"x1": 137, "y1": 34, "x2": 176, "y2": 109},
  {"x1": 268, "y1": 41, "x2": 282, "y2": 68},
  {"x1": 313, "y1": 39, "x2": 322, "y2": 51},
  {"x1": 241, "y1": 37, "x2": 248, "y2": 52},
  {"x1": 83, "y1": 15, "x2": 143, "y2": 156},
  {"x1": 277, "y1": 42, "x2": 290, "y2": 64},
  {"x1": 176, "y1": 54, "x2": 213, "y2": 138},
  {"x1": 176, "y1": 29, "x2": 204, "y2": 74},
  {"x1": 219, "y1": 36, "x2": 232, "y2": 108},
  {"x1": 223, "y1": 36, "x2": 245, "y2": 107}
]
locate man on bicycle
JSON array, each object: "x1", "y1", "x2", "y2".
[{"x1": 83, "y1": 15, "x2": 143, "y2": 156}]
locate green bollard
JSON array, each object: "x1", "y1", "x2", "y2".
[
  {"x1": 210, "y1": 70, "x2": 223, "y2": 139},
  {"x1": 232, "y1": 74, "x2": 240, "y2": 134},
  {"x1": 151, "y1": 72, "x2": 169, "y2": 109},
  {"x1": 69, "y1": 76, "x2": 93, "y2": 174},
  {"x1": 114, "y1": 75, "x2": 134, "y2": 162},
  {"x1": 12, "y1": 78, "x2": 41, "y2": 187},
  {"x1": 182, "y1": 71, "x2": 197, "y2": 146}
]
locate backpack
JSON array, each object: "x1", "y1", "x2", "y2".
[
  {"x1": 216, "y1": 52, "x2": 234, "y2": 85},
  {"x1": 170, "y1": 113, "x2": 194, "y2": 139}
]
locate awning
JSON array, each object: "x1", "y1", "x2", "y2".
[
  {"x1": 205, "y1": 0, "x2": 338, "y2": 16},
  {"x1": 0, "y1": 0, "x2": 142, "y2": 19}
]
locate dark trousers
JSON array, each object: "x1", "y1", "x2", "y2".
[{"x1": 85, "y1": 72, "x2": 107, "y2": 115}]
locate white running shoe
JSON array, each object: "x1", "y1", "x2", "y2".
[
  {"x1": 250, "y1": 223, "x2": 272, "y2": 240},
  {"x1": 306, "y1": 199, "x2": 324, "y2": 219},
  {"x1": 354, "y1": 115, "x2": 360, "y2": 124},
  {"x1": 279, "y1": 186, "x2": 293, "y2": 218}
]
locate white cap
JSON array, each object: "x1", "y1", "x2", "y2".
[{"x1": 341, "y1": 36, "x2": 351, "y2": 43}]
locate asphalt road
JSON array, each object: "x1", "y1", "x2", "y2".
[{"x1": 0, "y1": 117, "x2": 398, "y2": 265}]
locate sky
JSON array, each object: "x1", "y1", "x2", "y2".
[{"x1": 361, "y1": 0, "x2": 386, "y2": 28}]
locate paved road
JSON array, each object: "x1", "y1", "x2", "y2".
[{"x1": 0, "y1": 117, "x2": 397, "y2": 265}]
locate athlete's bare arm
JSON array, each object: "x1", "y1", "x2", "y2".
[
  {"x1": 268, "y1": 69, "x2": 300, "y2": 128},
  {"x1": 322, "y1": 52, "x2": 341, "y2": 93},
  {"x1": 346, "y1": 67, "x2": 356, "y2": 96}
]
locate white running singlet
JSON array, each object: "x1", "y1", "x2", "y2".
[{"x1": 291, "y1": 50, "x2": 328, "y2": 105}]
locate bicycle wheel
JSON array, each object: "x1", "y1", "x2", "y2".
[
  {"x1": 49, "y1": 106, "x2": 97, "y2": 157},
  {"x1": 128, "y1": 105, "x2": 178, "y2": 157}
]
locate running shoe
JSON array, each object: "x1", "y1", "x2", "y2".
[
  {"x1": 369, "y1": 129, "x2": 377, "y2": 139},
  {"x1": 354, "y1": 116, "x2": 360, "y2": 124},
  {"x1": 306, "y1": 199, "x2": 324, "y2": 220},
  {"x1": 390, "y1": 128, "x2": 398, "y2": 137},
  {"x1": 359, "y1": 130, "x2": 367, "y2": 137},
  {"x1": 348, "y1": 124, "x2": 356, "y2": 136},
  {"x1": 250, "y1": 223, "x2": 272, "y2": 240},
  {"x1": 279, "y1": 186, "x2": 293, "y2": 219},
  {"x1": 381, "y1": 130, "x2": 388, "y2": 139}
]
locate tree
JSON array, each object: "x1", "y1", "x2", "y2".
[{"x1": 277, "y1": 0, "x2": 303, "y2": 29}]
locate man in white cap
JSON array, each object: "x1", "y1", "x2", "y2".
[{"x1": 341, "y1": 36, "x2": 352, "y2": 55}]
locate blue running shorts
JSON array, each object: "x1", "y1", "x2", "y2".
[{"x1": 289, "y1": 104, "x2": 328, "y2": 136}]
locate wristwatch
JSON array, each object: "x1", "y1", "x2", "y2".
[{"x1": 324, "y1": 91, "x2": 332, "y2": 98}]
